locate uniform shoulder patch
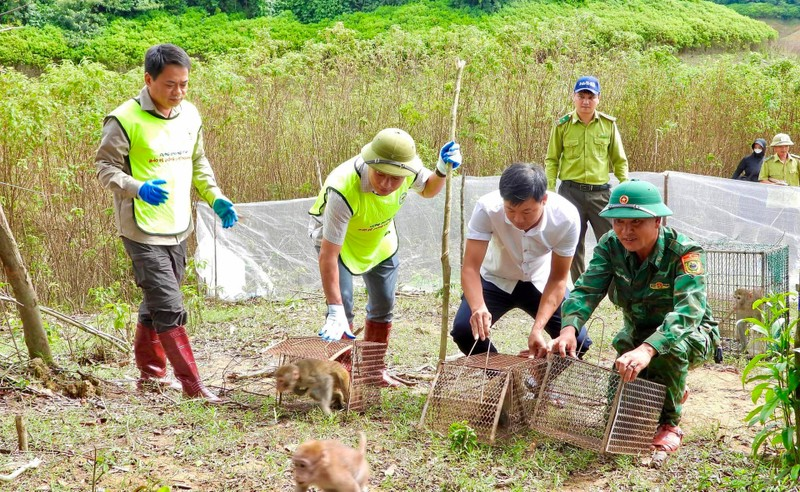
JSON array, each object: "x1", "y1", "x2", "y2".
[
  {"x1": 557, "y1": 114, "x2": 571, "y2": 125},
  {"x1": 680, "y1": 252, "x2": 704, "y2": 275},
  {"x1": 596, "y1": 111, "x2": 617, "y2": 122}
]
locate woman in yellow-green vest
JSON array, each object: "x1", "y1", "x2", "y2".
[
  {"x1": 96, "y1": 44, "x2": 238, "y2": 403},
  {"x1": 309, "y1": 128, "x2": 461, "y2": 386}
]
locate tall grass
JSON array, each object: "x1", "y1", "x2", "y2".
[{"x1": 0, "y1": 20, "x2": 798, "y2": 308}]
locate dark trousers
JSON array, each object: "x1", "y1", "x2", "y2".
[
  {"x1": 558, "y1": 183, "x2": 612, "y2": 284},
  {"x1": 122, "y1": 238, "x2": 188, "y2": 333},
  {"x1": 450, "y1": 277, "x2": 592, "y2": 356}
]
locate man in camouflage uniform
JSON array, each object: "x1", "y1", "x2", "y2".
[
  {"x1": 549, "y1": 180, "x2": 720, "y2": 454},
  {"x1": 545, "y1": 76, "x2": 628, "y2": 284}
]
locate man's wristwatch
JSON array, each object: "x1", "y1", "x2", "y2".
[{"x1": 435, "y1": 168, "x2": 446, "y2": 177}]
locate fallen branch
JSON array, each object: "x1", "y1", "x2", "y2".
[
  {"x1": 226, "y1": 366, "x2": 277, "y2": 381},
  {"x1": 0, "y1": 294, "x2": 130, "y2": 354},
  {"x1": 0, "y1": 457, "x2": 41, "y2": 482}
]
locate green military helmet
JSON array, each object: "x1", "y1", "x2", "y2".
[
  {"x1": 361, "y1": 128, "x2": 423, "y2": 177},
  {"x1": 599, "y1": 180, "x2": 673, "y2": 219}
]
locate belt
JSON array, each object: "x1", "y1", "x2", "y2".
[{"x1": 561, "y1": 180, "x2": 610, "y2": 192}]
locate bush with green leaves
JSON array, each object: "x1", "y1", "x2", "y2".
[{"x1": 742, "y1": 291, "x2": 800, "y2": 482}]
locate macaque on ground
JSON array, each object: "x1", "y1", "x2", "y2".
[
  {"x1": 274, "y1": 358, "x2": 350, "y2": 415},
  {"x1": 733, "y1": 288, "x2": 763, "y2": 353},
  {"x1": 292, "y1": 431, "x2": 369, "y2": 492}
]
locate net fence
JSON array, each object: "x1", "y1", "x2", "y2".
[{"x1": 195, "y1": 171, "x2": 800, "y2": 301}]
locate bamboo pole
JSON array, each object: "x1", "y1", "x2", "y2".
[{"x1": 438, "y1": 59, "x2": 467, "y2": 363}]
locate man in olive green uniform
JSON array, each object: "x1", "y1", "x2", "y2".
[
  {"x1": 549, "y1": 180, "x2": 719, "y2": 454},
  {"x1": 309, "y1": 128, "x2": 461, "y2": 386},
  {"x1": 758, "y1": 133, "x2": 799, "y2": 186},
  {"x1": 545, "y1": 76, "x2": 628, "y2": 284},
  {"x1": 96, "y1": 44, "x2": 239, "y2": 402}
]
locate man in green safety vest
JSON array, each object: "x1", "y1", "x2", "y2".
[
  {"x1": 96, "y1": 44, "x2": 239, "y2": 403},
  {"x1": 309, "y1": 128, "x2": 461, "y2": 386}
]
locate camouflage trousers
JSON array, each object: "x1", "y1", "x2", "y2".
[{"x1": 613, "y1": 327, "x2": 712, "y2": 426}]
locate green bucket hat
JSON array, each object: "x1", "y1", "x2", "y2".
[
  {"x1": 600, "y1": 180, "x2": 673, "y2": 219},
  {"x1": 361, "y1": 128, "x2": 423, "y2": 177}
]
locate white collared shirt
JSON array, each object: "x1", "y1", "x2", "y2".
[{"x1": 467, "y1": 190, "x2": 580, "y2": 293}]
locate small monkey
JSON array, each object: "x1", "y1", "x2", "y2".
[
  {"x1": 292, "y1": 431, "x2": 369, "y2": 492},
  {"x1": 274, "y1": 358, "x2": 350, "y2": 415},
  {"x1": 733, "y1": 288, "x2": 763, "y2": 353}
]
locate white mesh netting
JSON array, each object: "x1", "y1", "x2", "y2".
[{"x1": 195, "y1": 171, "x2": 800, "y2": 301}]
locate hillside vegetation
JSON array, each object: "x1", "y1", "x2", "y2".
[
  {"x1": 0, "y1": 0, "x2": 778, "y2": 69},
  {"x1": 713, "y1": 0, "x2": 800, "y2": 19},
  {"x1": 0, "y1": 0, "x2": 796, "y2": 307}
]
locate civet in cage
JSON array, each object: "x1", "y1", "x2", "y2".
[{"x1": 266, "y1": 337, "x2": 385, "y2": 413}]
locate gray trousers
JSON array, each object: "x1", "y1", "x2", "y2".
[
  {"x1": 558, "y1": 183, "x2": 612, "y2": 284},
  {"x1": 122, "y1": 237, "x2": 188, "y2": 333}
]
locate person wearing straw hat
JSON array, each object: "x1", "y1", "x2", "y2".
[
  {"x1": 309, "y1": 128, "x2": 461, "y2": 387},
  {"x1": 758, "y1": 133, "x2": 798, "y2": 186},
  {"x1": 545, "y1": 75, "x2": 629, "y2": 285},
  {"x1": 450, "y1": 163, "x2": 592, "y2": 358},
  {"x1": 549, "y1": 180, "x2": 720, "y2": 454}
]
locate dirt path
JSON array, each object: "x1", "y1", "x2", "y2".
[{"x1": 682, "y1": 364, "x2": 754, "y2": 453}]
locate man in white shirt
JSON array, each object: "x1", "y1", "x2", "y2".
[{"x1": 451, "y1": 163, "x2": 592, "y2": 357}]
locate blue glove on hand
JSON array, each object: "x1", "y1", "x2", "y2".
[
  {"x1": 437, "y1": 141, "x2": 462, "y2": 175},
  {"x1": 138, "y1": 179, "x2": 169, "y2": 206},
  {"x1": 212, "y1": 198, "x2": 239, "y2": 229},
  {"x1": 319, "y1": 304, "x2": 355, "y2": 342}
]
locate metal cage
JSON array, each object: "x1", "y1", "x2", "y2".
[
  {"x1": 265, "y1": 337, "x2": 385, "y2": 413},
  {"x1": 702, "y1": 241, "x2": 789, "y2": 354},
  {"x1": 421, "y1": 353, "x2": 665, "y2": 454},
  {"x1": 419, "y1": 353, "x2": 539, "y2": 444},
  {"x1": 529, "y1": 354, "x2": 666, "y2": 455}
]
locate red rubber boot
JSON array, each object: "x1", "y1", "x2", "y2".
[
  {"x1": 364, "y1": 320, "x2": 404, "y2": 388},
  {"x1": 133, "y1": 323, "x2": 181, "y2": 391},
  {"x1": 158, "y1": 326, "x2": 221, "y2": 402}
]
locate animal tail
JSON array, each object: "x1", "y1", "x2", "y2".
[{"x1": 334, "y1": 362, "x2": 351, "y2": 403}]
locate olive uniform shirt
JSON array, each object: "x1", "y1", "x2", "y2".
[
  {"x1": 545, "y1": 110, "x2": 629, "y2": 191},
  {"x1": 758, "y1": 154, "x2": 800, "y2": 186},
  {"x1": 561, "y1": 226, "x2": 719, "y2": 355}
]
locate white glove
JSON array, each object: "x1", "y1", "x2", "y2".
[{"x1": 318, "y1": 304, "x2": 355, "y2": 342}]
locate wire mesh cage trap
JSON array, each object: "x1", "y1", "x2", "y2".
[
  {"x1": 702, "y1": 241, "x2": 789, "y2": 354},
  {"x1": 529, "y1": 354, "x2": 667, "y2": 455},
  {"x1": 419, "y1": 353, "x2": 541, "y2": 444},
  {"x1": 265, "y1": 336, "x2": 385, "y2": 413}
]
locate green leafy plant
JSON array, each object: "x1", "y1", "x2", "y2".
[
  {"x1": 741, "y1": 291, "x2": 800, "y2": 481},
  {"x1": 447, "y1": 420, "x2": 479, "y2": 456},
  {"x1": 88, "y1": 283, "x2": 135, "y2": 341}
]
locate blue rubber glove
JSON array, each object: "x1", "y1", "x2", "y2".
[
  {"x1": 437, "y1": 141, "x2": 462, "y2": 175},
  {"x1": 212, "y1": 198, "x2": 239, "y2": 229},
  {"x1": 137, "y1": 179, "x2": 169, "y2": 206}
]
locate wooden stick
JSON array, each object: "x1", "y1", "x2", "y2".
[
  {"x1": 15, "y1": 415, "x2": 27, "y2": 451},
  {"x1": 438, "y1": 59, "x2": 467, "y2": 363}
]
